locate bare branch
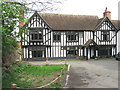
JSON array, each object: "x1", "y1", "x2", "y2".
[{"x1": 19, "y1": 0, "x2": 64, "y2": 12}]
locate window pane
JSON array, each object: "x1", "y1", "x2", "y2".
[
  {"x1": 68, "y1": 35, "x2": 71, "y2": 40},
  {"x1": 53, "y1": 34, "x2": 61, "y2": 41},
  {"x1": 32, "y1": 51, "x2": 43, "y2": 57},
  {"x1": 67, "y1": 34, "x2": 78, "y2": 41},
  {"x1": 32, "y1": 51, "x2": 37, "y2": 57},
  {"x1": 53, "y1": 35, "x2": 56, "y2": 41},
  {"x1": 35, "y1": 34, "x2": 38, "y2": 39},
  {"x1": 71, "y1": 35, "x2": 74, "y2": 40},
  {"x1": 57, "y1": 35, "x2": 60, "y2": 41},
  {"x1": 74, "y1": 35, "x2": 76, "y2": 40},
  {"x1": 67, "y1": 47, "x2": 78, "y2": 56},
  {"x1": 39, "y1": 34, "x2": 42, "y2": 40},
  {"x1": 38, "y1": 51, "x2": 42, "y2": 57},
  {"x1": 103, "y1": 35, "x2": 107, "y2": 40},
  {"x1": 40, "y1": 51, "x2": 42, "y2": 57},
  {"x1": 102, "y1": 31, "x2": 109, "y2": 41},
  {"x1": 37, "y1": 51, "x2": 40, "y2": 57},
  {"x1": 34, "y1": 51, "x2": 37, "y2": 57}
]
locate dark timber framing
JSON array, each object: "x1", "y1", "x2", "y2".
[{"x1": 21, "y1": 12, "x2": 118, "y2": 60}]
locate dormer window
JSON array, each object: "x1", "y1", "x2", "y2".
[{"x1": 101, "y1": 31, "x2": 110, "y2": 41}]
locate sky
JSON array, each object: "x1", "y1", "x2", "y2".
[
  {"x1": 18, "y1": 0, "x2": 120, "y2": 20},
  {"x1": 51, "y1": 0, "x2": 120, "y2": 20}
]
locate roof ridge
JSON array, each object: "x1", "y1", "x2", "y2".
[
  {"x1": 38, "y1": 13, "x2": 102, "y2": 30},
  {"x1": 39, "y1": 13, "x2": 98, "y2": 18}
]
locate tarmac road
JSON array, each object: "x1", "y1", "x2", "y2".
[{"x1": 66, "y1": 59, "x2": 118, "y2": 88}]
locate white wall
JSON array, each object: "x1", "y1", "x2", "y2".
[
  {"x1": 117, "y1": 31, "x2": 120, "y2": 53},
  {"x1": 84, "y1": 31, "x2": 93, "y2": 44}
]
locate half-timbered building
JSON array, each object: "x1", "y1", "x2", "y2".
[{"x1": 22, "y1": 8, "x2": 120, "y2": 60}]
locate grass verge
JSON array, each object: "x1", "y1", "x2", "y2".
[{"x1": 2, "y1": 62, "x2": 67, "y2": 88}]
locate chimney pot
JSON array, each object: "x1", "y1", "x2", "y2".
[{"x1": 103, "y1": 7, "x2": 111, "y2": 19}]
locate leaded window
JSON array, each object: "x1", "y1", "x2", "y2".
[
  {"x1": 67, "y1": 32, "x2": 78, "y2": 42},
  {"x1": 53, "y1": 32, "x2": 61, "y2": 42},
  {"x1": 32, "y1": 50, "x2": 43, "y2": 57},
  {"x1": 67, "y1": 47, "x2": 78, "y2": 56},
  {"x1": 101, "y1": 31, "x2": 110, "y2": 41},
  {"x1": 30, "y1": 30, "x2": 43, "y2": 41}
]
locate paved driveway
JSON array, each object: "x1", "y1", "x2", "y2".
[
  {"x1": 66, "y1": 59, "x2": 118, "y2": 88},
  {"x1": 29, "y1": 59, "x2": 118, "y2": 88}
]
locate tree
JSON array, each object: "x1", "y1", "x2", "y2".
[
  {"x1": 1, "y1": 1, "x2": 25, "y2": 65},
  {"x1": 10, "y1": 0, "x2": 64, "y2": 19},
  {"x1": 1, "y1": 0, "x2": 63, "y2": 65}
]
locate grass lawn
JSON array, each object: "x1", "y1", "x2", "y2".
[{"x1": 2, "y1": 62, "x2": 67, "y2": 88}]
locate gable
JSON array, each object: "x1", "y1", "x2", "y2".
[
  {"x1": 23, "y1": 12, "x2": 51, "y2": 30},
  {"x1": 95, "y1": 17, "x2": 117, "y2": 31},
  {"x1": 84, "y1": 39, "x2": 98, "y2": 47},
  {"x1": 28, "y1": 12, "x2": 44, "y2": 28}
]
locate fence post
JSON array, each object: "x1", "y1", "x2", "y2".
[
  {"x1": 46, "y1": 57, "x2": 49, "y2": 65},
  {"x1": 61, "y1": 68, "x2": 64, "y2": 75},
  {"x1": 11, "y1": 84, "x2": 17, "y2": 90},
  {"x1": 57, "y1": 74, "x2": 60, "y2": 85},
  {"x1": 65, "y1": 59, "x2": 67, "y2": 65}
]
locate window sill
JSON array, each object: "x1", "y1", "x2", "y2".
[
  {"x1": 30, "y1": 40, "x2": 43, "y2": 42},
  {"x1": 67, "y1": 40, "x2": 79, "y2": 42},
  {"x1": 100, "y1": 40, "x2": 111, "y2": 42},
  {"x1": 53, "y1": 41, "x2": 61, "y2": 42}
]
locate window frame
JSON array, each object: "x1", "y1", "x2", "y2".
[
  {"x1": 53, "y1": 32, "x2": 61, "y2": 42},
  {"x1": 67, "y1": 32, "x2": 79, "y2": 42},
  {"x1": 66, "y1": 46, "x2": 79, "y2": 56},
  {"x1": 101, "y1": 31, "x2": 110, "y2": 41},
  {"x1": 30, "y1": 30, "x2": 43, "y2": 41},
  {"x1": 32, "y1": 50, "x2": 43, "y2": 58}
]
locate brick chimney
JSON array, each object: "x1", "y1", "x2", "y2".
[
  {"x1": 19, "y1": 9, "x2": 24, "y2": 48},
  {"x1": 19, "y1": 9, "x2": 24, "y2": 27},
  {"x1": 103, "y1": 7, "x2": 111, "y2": 19}
]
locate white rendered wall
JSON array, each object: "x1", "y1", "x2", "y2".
[
  {"x1": 117, "y1": 31, "x2": 120, "y2": 53},
  {"x1": 84, "y1": 31, "x2": 93, "y2": 44}
]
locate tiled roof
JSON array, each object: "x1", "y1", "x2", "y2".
[{"x1": 40, "y1": 13, "x2": 99, "y2": 30}]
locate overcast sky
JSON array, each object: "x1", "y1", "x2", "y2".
[{"x1": 52, "y1": 0, "x2": 119, "y2": 20}]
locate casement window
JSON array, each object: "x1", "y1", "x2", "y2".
[
  {"x1": 30, "y1": 31, "x2": 43, "y2": 41},
  {"x1": 101, "y1": 31, "x2": 110, "y2": 41},
  {"x1": 32, "y1": 50, "x2": 43, "y2": 57},
  {"x1": 98, "y1": 47, "x2": 112, "y2": 56},
  {"x1": 53, "y1": 32, "x2": 61, "y2": 42},
  {"x1": 67, "y1": 47, "x2": 78, "y2": 56},
  {"x1": 67, "y1": 32, "x2": 78, "y2": 41}
]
